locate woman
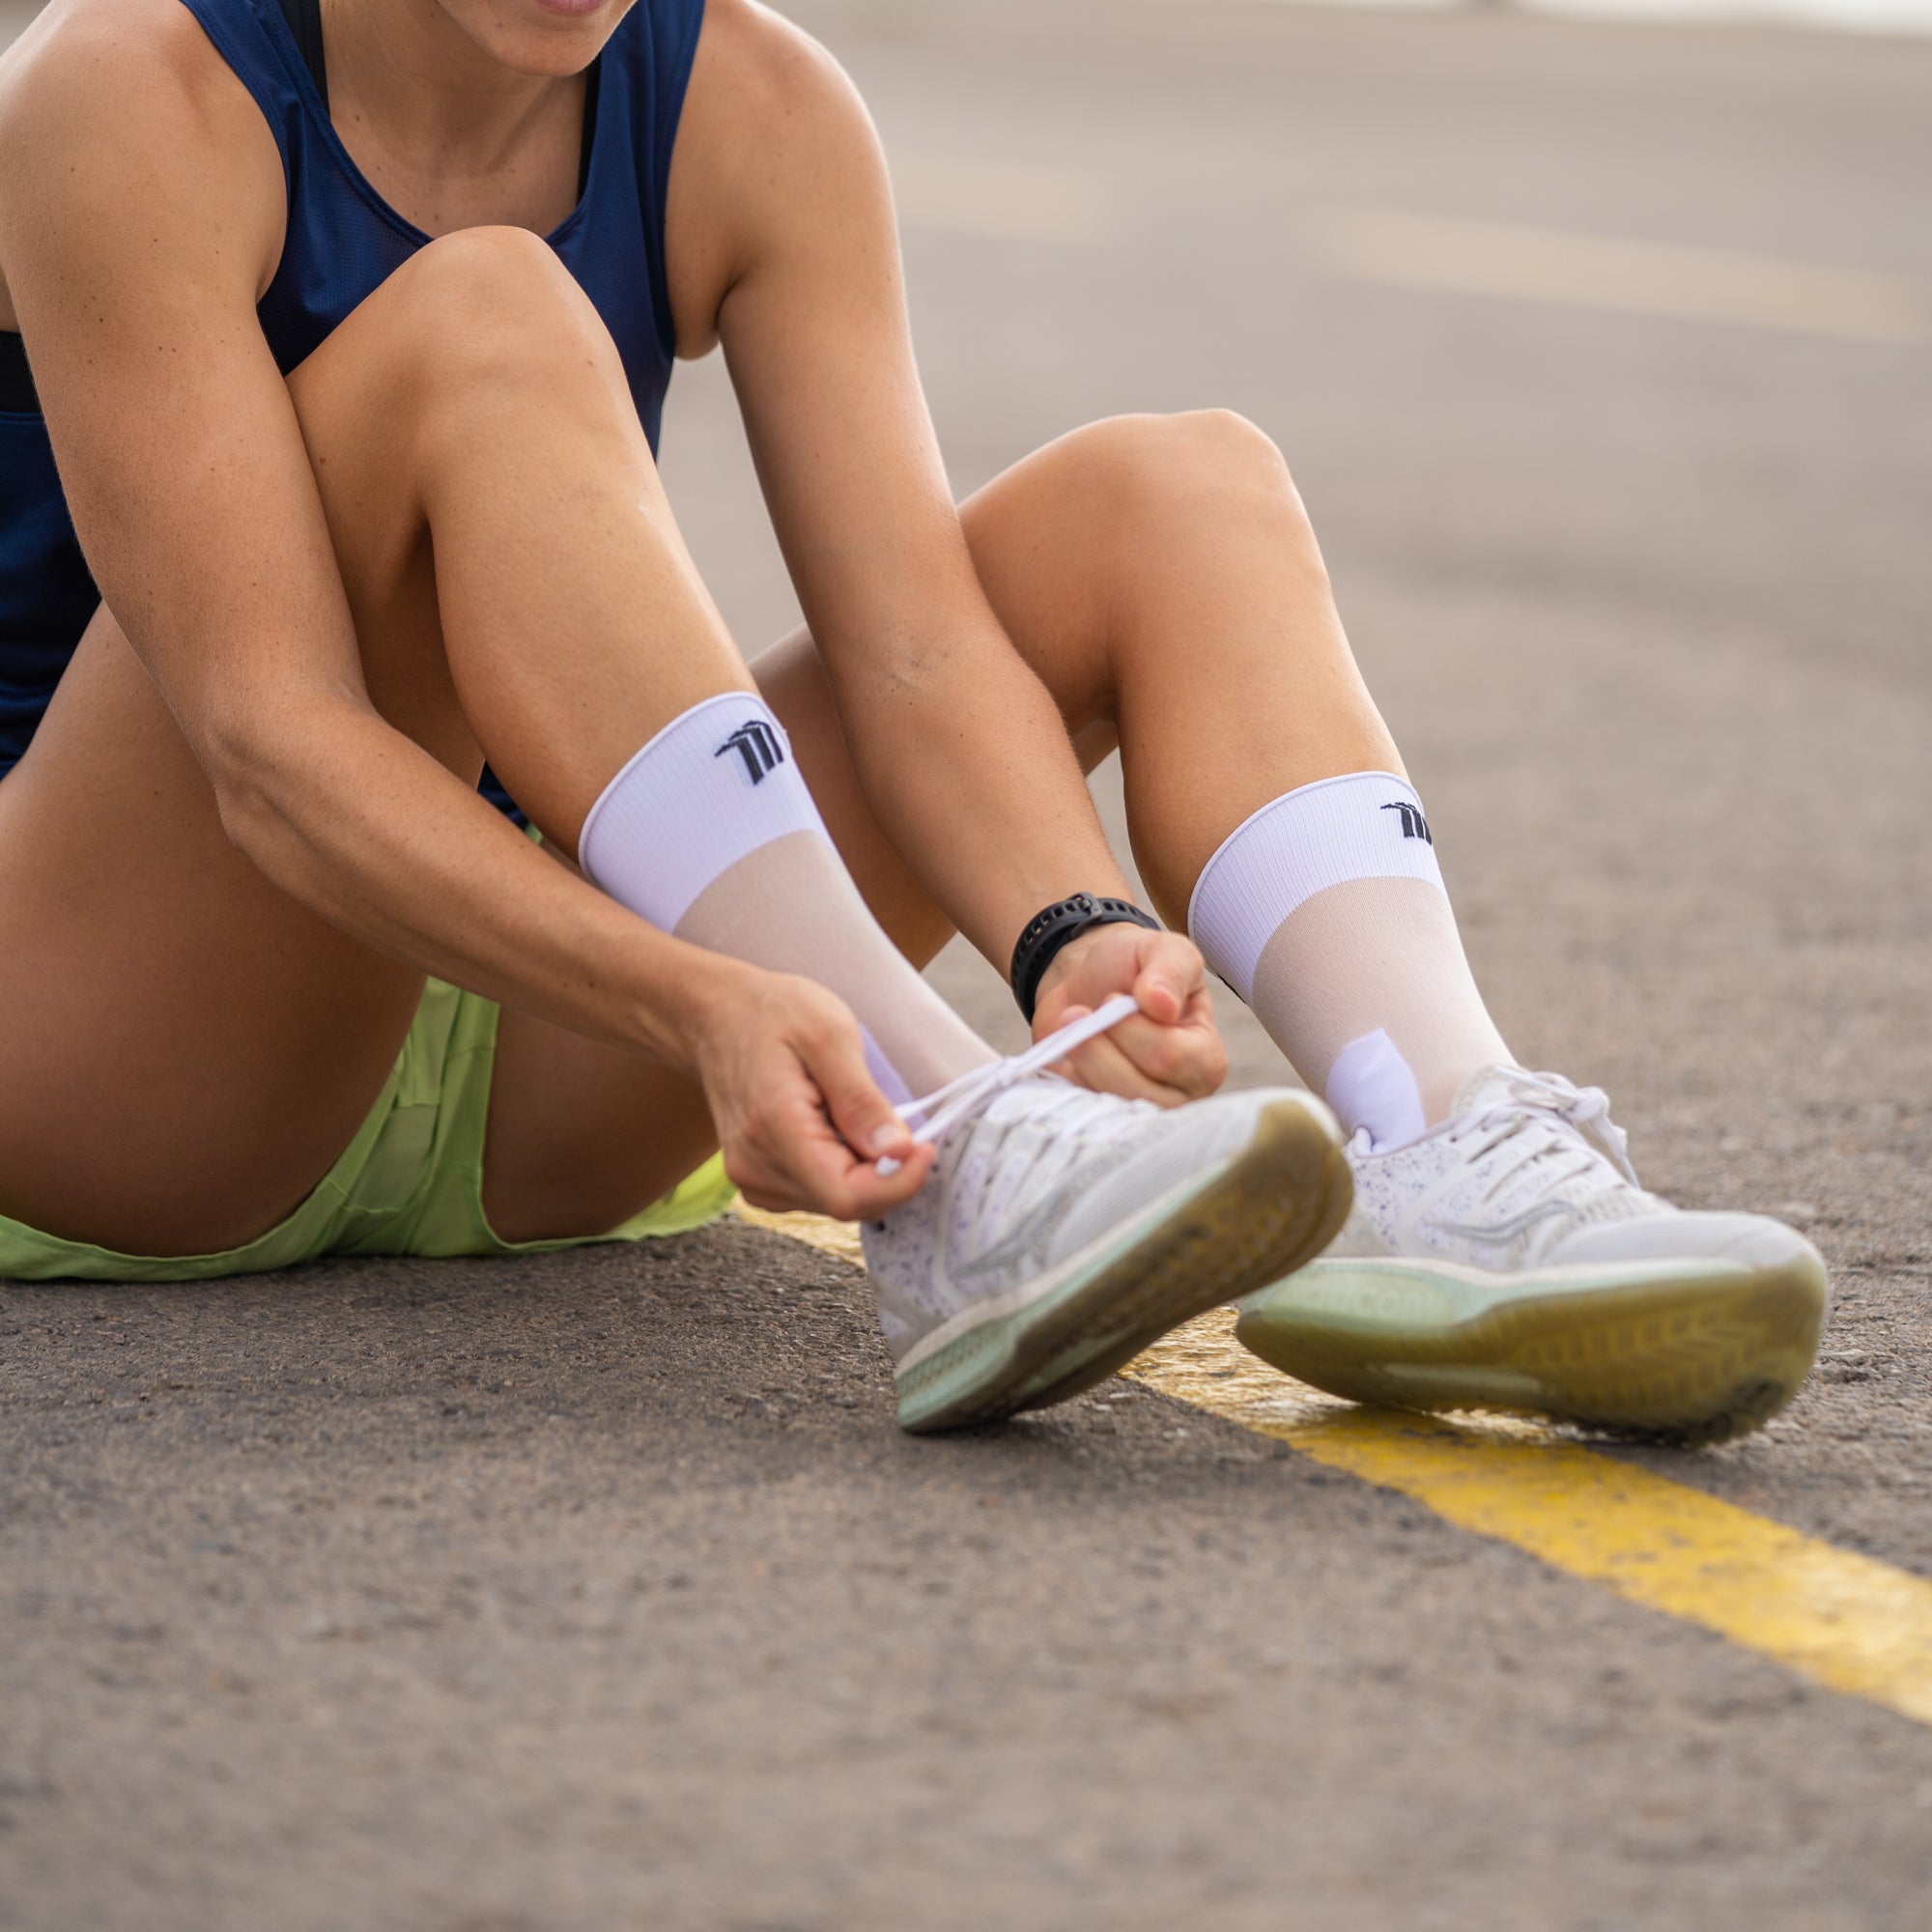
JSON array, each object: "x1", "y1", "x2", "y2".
[{"x1": 0, "y1": 0, "x2": 1824, "y2": 1439}]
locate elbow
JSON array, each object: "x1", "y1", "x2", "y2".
[
  {"x1": 209, "y1": 762, "x2": 284, "y2": 867},
  {"x1": 195, "y1": 712, "x2": 304, "y2": 871}
]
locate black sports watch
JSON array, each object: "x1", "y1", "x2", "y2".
[{"x1": 1009, "y1": 893, "x2": 1162, "y2": 1022}]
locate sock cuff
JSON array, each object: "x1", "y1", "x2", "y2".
[
  {"x1": 1186, "y1": 771, "x2": 1447, "y2": 1002},
  {"x1": 579, "y1": 693, "x2": 830, "y2": 930}
]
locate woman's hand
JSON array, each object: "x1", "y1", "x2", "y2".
[
  {"x1": 688, "y1": 962, "x2": 936, "y2": 1220},
  {"x1": 1031, "y1": 923, "x2": 1229, "y2": 1106}
]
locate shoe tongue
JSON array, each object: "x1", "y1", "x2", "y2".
[{"x1": 960, "y1": 1077, "x2": 1158, "y2": 1172}]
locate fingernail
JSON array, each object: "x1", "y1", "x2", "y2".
[{"x1": 868, "y1": 1122, "x2": 904, "y2": 1154}]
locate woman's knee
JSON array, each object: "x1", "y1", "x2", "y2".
[
  {"x1": 324, "y1": 227, "x2": 633, "y2": 451},
  {"x1": 427, "y1": 227, "x2": 623, "y2": 383},
  {"x1": 1059, "y1": 409, "x2": 1321, "y2": 564},
  {"x1": 401, "y1": 225, "x2": 588, "y2": 329}
]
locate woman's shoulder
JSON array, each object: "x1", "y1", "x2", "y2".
[
  {"x1": 2, "y1": 0, "x2": 242, "y2": 102},
  {"x1": 672, "y1": 0, "x2": 875, "y2": 189},
  {"x1": 681, "y1": 0, "x2": 855, "y2": 103},
  {"x1": 1, "y1": 0, "x2": 278, "y2": 162},
  {"x1": 0, "y1": 0, "x2": 286, "y2": 306},
  {"x1": 658, "y1": 0, "x2": 889, "y2": 357}
]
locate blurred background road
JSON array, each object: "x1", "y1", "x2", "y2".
[{"x1": 3, "y1": 3, "x2": 1930, "y2": 1927}]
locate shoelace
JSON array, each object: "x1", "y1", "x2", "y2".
[
  {"x1": 1481, "y1": 1068, "x2": 1637, "y2": 1182},
  {"x1": 1443, "y1": 1069, "x2": 1639, "y2": 1213},
  {"x1": 875, "y1": 993, "x2": 1141, "y2": 1176},
  {"x1": 1347, "y1": 1069, "x2": 1638, "y2": 1206}
]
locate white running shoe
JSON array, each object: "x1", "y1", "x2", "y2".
[
  {"x1": 1236, "y1": 1065, "x2": 1828, "y2": 1443},
  {"x1": 868, "y1": 998, "x2": 1352, "y2": 1433}
]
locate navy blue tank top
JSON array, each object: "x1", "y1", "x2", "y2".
[{"x1": 0, "y1": 0, "x2": 704, "y2": 810}]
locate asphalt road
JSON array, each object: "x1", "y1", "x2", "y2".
[{"x1": 4, "y1": 3, "x2": 1931, "y2": 1927}]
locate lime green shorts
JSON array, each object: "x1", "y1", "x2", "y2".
[{"x1": 0, "y1": 976, "x2": 737, "y2": 1283}]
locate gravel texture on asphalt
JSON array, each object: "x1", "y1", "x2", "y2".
[{"x1": 4, "y1": 3, "x2": 1930, "y2": 1926}]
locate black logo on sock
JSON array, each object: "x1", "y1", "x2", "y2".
[
  {"x1": 716, "y1": 720, "x2": 784, "y2": 785},
  {"x1": 1380, "y1": 800, "x2": 1433, "y2": 844}
]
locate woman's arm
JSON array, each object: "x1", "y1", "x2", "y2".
[
  {"x1": 0, "y1": 4, "x2": 925, "y2": 1216},
  {"x1": 668, "y1": 2, "x2": 1224, "y2": 1100}
]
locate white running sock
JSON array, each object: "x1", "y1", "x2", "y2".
[
  {"x1": 1187, "y1": 772, "x2": 1512, "y2": 1148},
  {"x1": 579, "y1": 694, "x2": 993, "y2": 1101}
]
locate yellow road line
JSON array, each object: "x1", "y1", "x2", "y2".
[
  {"x1": 739, "y1": 1207, "x2": 1932, "y2": 1728},
  {"x1": 1129, "y1": 1310, "x2": 1932, "y2": 1728},
  {"x1": 735, "y1": 1203, "x2": 867, "y2": 1266},
  {"x1": 1329, "y1": 210, "x2": 1929, "y2": 345}
]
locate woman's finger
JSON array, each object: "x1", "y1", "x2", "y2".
[
  {"x1": 801, "y1": 1018, "x2": 916, "y2": 1164},
  {"x1": 1060, "y1": 1030, "x2": 1191, "y2": 1107},
  {"x1": 1068, "y1": 1007, "x2": 1224, "y2": 1101},
  {"x1": 755, "y1": 1058, "x2": 936, "y2": 1217},
  {"x1": 1128, "y1": 932, "x2": 1205, "y2": 1028}
]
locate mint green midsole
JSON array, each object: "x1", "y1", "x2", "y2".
[{"x1": 1240, "y1": 1255, "x2": 1752, "y2": 1333}]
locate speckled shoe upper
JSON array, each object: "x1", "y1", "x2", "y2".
[
  {"x1": 1329, "y1": 1065, "x2": 1813, "y2": 1276},
  {"x1": 863, "y1": 1076, "x2": 1303, "y2": 1364}
]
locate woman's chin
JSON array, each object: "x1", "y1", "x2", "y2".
[
  {"x1": 445, "y1": 0, "x2": 632, "y2": 77},
  {"x1": 523, "y1": 0, "x2": 619, "y2": 23}
]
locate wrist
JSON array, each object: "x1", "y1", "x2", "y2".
[
  {"x1": 1009, "y1": 892, "x2": 1161, "y2": 1021},
  {"x1": 633, "y1": 944, "x2": 755, "y2": 1075},
  {"x1": 1033, "y1": 923, "x2": 1111, "y2": 1000}
]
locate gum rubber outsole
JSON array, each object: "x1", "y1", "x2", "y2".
[
  {"x1": 1235, "y1": 1252, "x2": 1829, "y2": 1445},
  {"x1": 896, "y1": 1098, "x2": 1354, "y2": 1435}
]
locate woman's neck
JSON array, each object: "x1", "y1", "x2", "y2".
[{"x1": 320, "y1": 0, "x2": 587, "y2": 237}]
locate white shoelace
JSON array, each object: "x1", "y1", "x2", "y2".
[
  {"x1": 1347, "y1": 1068, "x2": 1638, "y2": 1201},
  {"x1": 875, "y1": 993, "x2": 1141, "y2": 1175},
  {"x1": 1479, "y1": 1069, "x2": 1637, "y2": 1182},
  {"x1": 1422, "y1": 1069, "x2": 1640, "y2": 1217}
]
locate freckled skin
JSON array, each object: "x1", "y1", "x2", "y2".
[{"x1": 0, "y1": 0, "x2": 1393, "y2": 1251}]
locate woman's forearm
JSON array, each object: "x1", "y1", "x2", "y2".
[{"x1": 210, "y1": 694, "x2": 734, "y2": 1065}]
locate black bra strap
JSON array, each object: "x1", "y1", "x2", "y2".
[
  {"x1": 276, "y1": 0, "x2": 328, "y2": 111},
  {"x1": 0, "y1": 329, "x2": 37, "y2": 414},
  {"x1": 579, "y1": 57, "x2": 600, "y2": 198}
]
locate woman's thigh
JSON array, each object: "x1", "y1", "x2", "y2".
[
  {"x1": 0, "y1": 409, "x2": 1115, "y2": 1258},
  {"x1": 0, "y1": 243, "x2": 701, "y2": 1257},
  {"x1": 0, "y1": 602, "x2": 427, "y2": 1254}
]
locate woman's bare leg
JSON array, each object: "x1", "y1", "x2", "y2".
[
  {"x1": 933, "y1": 413, "x2": 1510, "y2": 1138},
  {"x1": 0, "y1": 229, "x2": 791, "y2": 1254},
  {"x1": 0, "y1": 605, "x2": 432, "y2": 1254},
  {"x1": 483, "y1": 410, "x2": 1413, "y2": 1236},
  {"x1": 745, "y1": 411, "x2": 1395, "y2": 926}
]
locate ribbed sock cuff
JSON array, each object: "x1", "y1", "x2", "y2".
[
  {"x1": 1186, "y1": 771, "x2": 1447, "y2": 1003},
  {"x1": 579, "y1": 694, "x2": 830, "y2": 931}
]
